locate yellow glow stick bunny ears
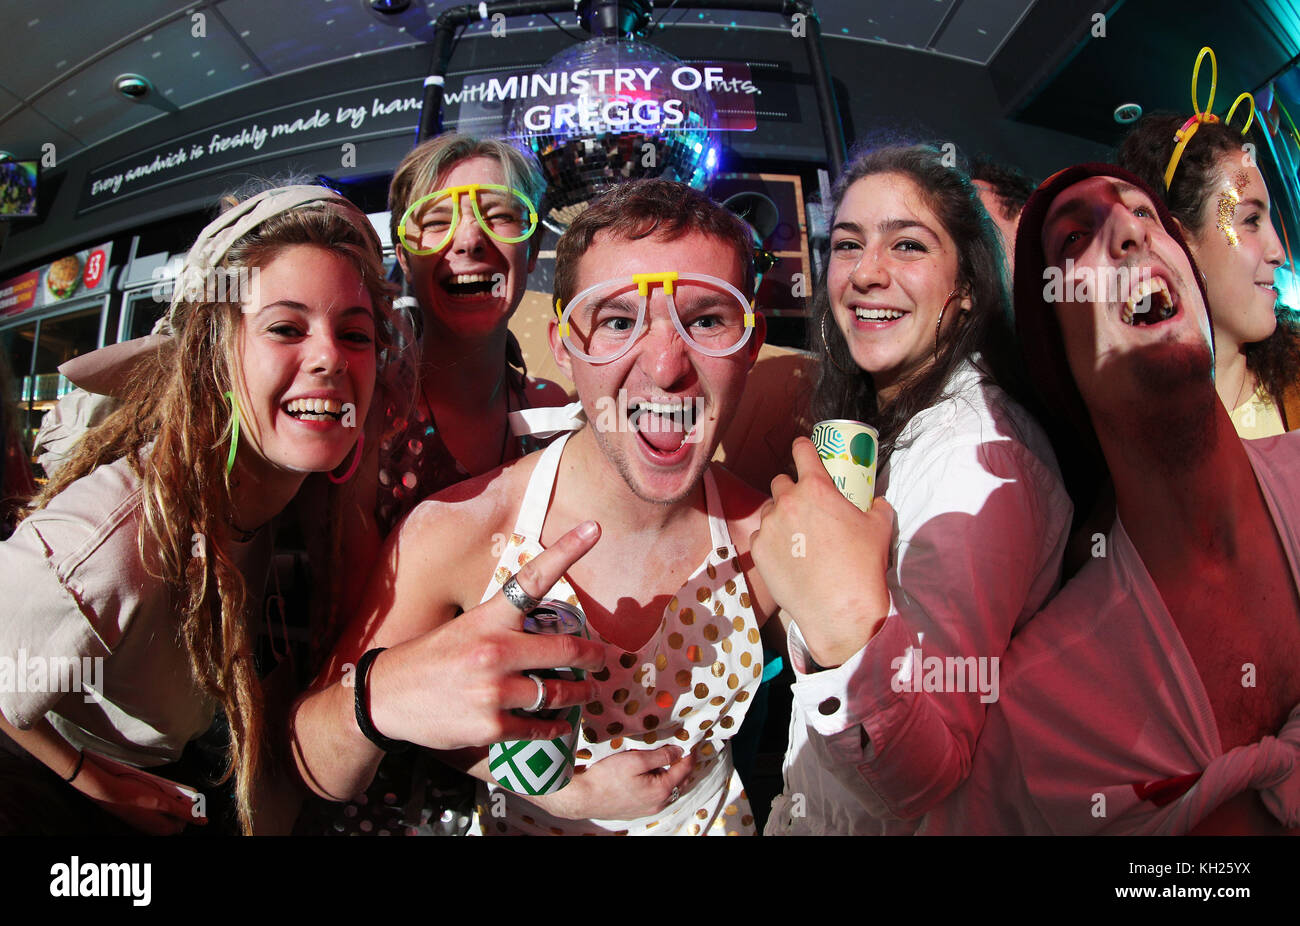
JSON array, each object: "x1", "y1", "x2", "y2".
[{"x1": 1164, "y1": 46, "x2": 1256, "y2": 190}]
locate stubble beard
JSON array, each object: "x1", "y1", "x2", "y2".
[
  {"x1": 1097, "y1": 338, "x2": 1220, "y2": 480},
  {"x1": 588, "y1": 418, "x2": 710, "y2": 508}
]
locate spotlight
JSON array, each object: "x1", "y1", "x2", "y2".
[
  {"x1": 1113, "y1": 102, "x2": 1143, "y2": 124},
  {"x1": 114, "y1": 74, "x2": 153, "y2": 100},
  {"x1": 369, "y1": 0, "x2": 411, "y2": 13}
]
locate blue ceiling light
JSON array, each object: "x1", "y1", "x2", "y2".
[{"x1": 1113, "y1": 102, "x2": 1143, "y2": 124}]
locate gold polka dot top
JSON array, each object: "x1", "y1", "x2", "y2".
[{"x1": 476, "y1": 432, "x2": 763, "y2": 835}]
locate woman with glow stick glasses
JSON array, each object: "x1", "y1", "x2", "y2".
[
  {"x1": 372, "y1": 135, "x2": 569, "y2": 538},
  {"x1": 300, "y1": 134, "x2": 569, "y2": 837}
]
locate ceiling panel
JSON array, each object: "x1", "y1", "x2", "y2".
[
  {"x1": 0, "y1": 106, "x2": 81, "y2": 160},
  {"x1": 0, "y1": 0, "x2": 188, "y2": 98},
  {"x1": 31, "y1": 14, "x2": 260, "y2": 150},
  {"x1": 935, "y1": 0, "x2": 1035, "y2": 63},
  {"x1": 818, "y1": 0, "x2": 954, "y2": 48},
  {"x1": 219, "y1": 0, "x2": 422, "y2": 75},
  {"x1": 0, "y1": 85, "x2": 24, "y2": 119},
  {"x1": 1017, "y1": 0, "x2": 1300, "y2": 146}
]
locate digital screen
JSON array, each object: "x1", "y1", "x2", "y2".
[{"x1": 0, "y1": 159, "x2": 37, "y2": 218}]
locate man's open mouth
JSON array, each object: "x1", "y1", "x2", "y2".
[
  {"x1": 442, "y1": 273, "x2": 497, "y2": 297},
  {"x1": 284, "y1": 397, "x2": 346, "y2": 421},
  {"x1": 1120, "y1": 277, "x2": 1176, "y2": 326},
  {"x1": 629, "y1": 399, "x2": 702, "y2": 453}
]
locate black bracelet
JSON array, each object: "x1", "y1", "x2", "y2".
[
  {"x1": 353, "y1": 648, "x2": 409, "y2": 753},
  {"x1": 64, "y1": 750, "x2": 85, "y2": 783}
]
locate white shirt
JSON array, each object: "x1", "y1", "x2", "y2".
[
  {"x1": 767, "y1": 360, "x2": 1072, "y2": 835},
  {"x1": 921, "y1": 429, "x2": 1300, "y2": 835},
  {"x1": 0, "y1": 454, "x2": 270, "y2": 767}
]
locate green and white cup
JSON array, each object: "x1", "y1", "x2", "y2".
[{"x1": 811, "y1": 419, "x2": 879, "y2": 512}]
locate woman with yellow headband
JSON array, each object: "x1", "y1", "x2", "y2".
[
  {"x1": 1119, "y1": 48, "x2": 1300, "y2": 436},
  {"x1": 0, "y1": 186, "x2": 403, "y2": 835}
]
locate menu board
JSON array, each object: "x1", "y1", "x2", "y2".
[{"x1": 0, "y1": 242, "x2": 113, "y2": 318}]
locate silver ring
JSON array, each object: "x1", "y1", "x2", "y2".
[
  {"x1": 524, "y1": 673, "x2": 549, "y2": 713},
  {"x1": 502, "y1": 575, "x2": 541, "y2": 613},
  {"x1": 667, "y1": 785, "x2": 680, "y2": 805}
]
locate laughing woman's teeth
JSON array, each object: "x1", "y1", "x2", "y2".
[
  {"x1": 855, "y1": 308, "x2": 904, "y2": 321},
  {"x1": 445, "y1": 273, "x2": 498, "y2": 296},
  {"x1": 286, "y1": 397, "x2": 343, "y2": 419}
]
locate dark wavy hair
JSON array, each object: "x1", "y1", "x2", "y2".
[
  {"x1": 812, "y1": 144, "x2": 1029, "y2": 468},
  {"x1": 1119, "y1": 114, "x2": 1300, "y2": 411},
  {"x1": 970, "y1": 156, "x2": 1037, "y2": 220}
]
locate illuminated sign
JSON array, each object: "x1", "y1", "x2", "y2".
[
  {"x1": 0, "y1": 242, "x2": 114, "y2": 317},
  {"x1": 445, "y1": 42, "x2": 758, "y2": 142}
]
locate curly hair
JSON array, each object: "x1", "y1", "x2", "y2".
[
  {"x1": 27, "y1": 197, "x2": 402, "y2": 834},
  {"x1": 1119, "y1": 114, "x2": 1300, "y2": 411},
  {"x1": 811, "y1": 144, "x2": 1029, "y2": 469}
]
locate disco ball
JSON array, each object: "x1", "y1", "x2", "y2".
[{"x1": 506, "y1": 36, "x2": 719, "y2": 233}]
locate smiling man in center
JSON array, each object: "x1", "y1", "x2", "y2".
[{"x1": 293, "y1": 178, "x2": 778, "y2": 835}]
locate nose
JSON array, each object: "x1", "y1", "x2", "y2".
[
  {"x1": 848, "y1": 248, "x2": 890, "y2": 290},
  {"x1": 307, "y1": 332, "x2": 348, "y2": 377},
  {"x1": 637, "y1": 310, "x2": 694, "y2": 390},
  {"x1": 448, "y1": 193, "x2": 487, "y2": 254},
  {"x1": 1102, "y1": 199, "x2": 1148, "y2": 259},
  {"x1": 1263, "y1": 217, "x2": 1286, "y2": 269}
]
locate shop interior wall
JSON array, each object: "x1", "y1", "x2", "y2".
[{"x1": 1, "y1": 24, "x2": 1111, "y2": 277}]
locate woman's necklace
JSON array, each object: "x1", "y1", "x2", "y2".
[{"x1": 1231, "y1": 358, "x2": 1257, "y2": 412}]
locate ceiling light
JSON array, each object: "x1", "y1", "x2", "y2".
[
  {"x1": 114, "y1": 73, "x2": 153, "y2": 99},
  {"x1": 1113, "y1": 102, "x2": 1142, "y2": 124}
]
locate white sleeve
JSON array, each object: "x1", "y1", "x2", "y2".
[{"x1": 789, "y1": 434, "x2": 1071, "y2": 820}]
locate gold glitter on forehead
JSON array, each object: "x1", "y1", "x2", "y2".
[{"x1": 1216, "y1": 169, "x2": 1248, "y2": 248}]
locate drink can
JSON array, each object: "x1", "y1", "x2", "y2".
[
  {"x1": 811, "y1": 419, "x2": 878, "y2": 512},
  {"x1": 488, "y1": 599, "x2": 587, "y2": 795}
]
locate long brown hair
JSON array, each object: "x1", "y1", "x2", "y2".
[
  {"x1": 28, "y1": 200, "x2": 400, "y2": 834},
  {"x1": 812, "y1": 144, "x2": 1028, "y2": 469}
]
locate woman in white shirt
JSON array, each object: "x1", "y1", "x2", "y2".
[{"x1": 753, "y1": 145, "x2": 1072, "y2": 834}]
